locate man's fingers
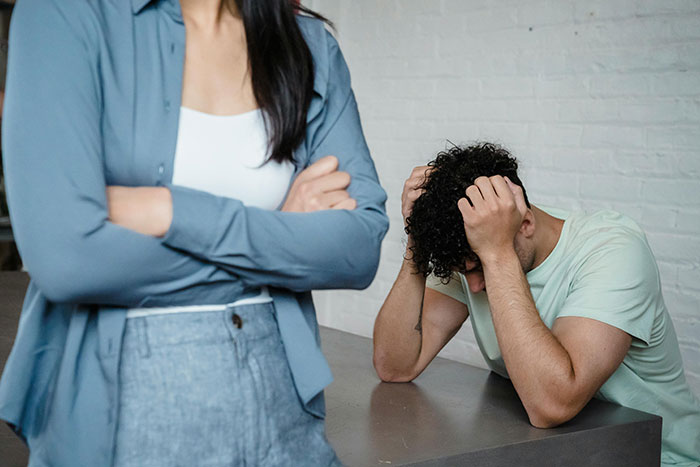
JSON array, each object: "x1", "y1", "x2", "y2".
[
  {"x1": 457, "y1": 197, "x2": 473, "y2": 220},
  {"x1": 332, "y1": 197, "x2": 357, "y2": 210},
  {"x1": 410, "y1": 165, "x2": 432, "y2": 178},
  {"x1": 401, "y1": 165, "x2": 432, "y2": 223},
  {"x1": 489, "y1": 176, "x2": 512, "y2": 202},
  {"x1": 504, "y1": 177, "x2": 528, "y2": 215},
  {"x1": 465, "y1": 185, "x2": 484, "y2": 209},
  {"x1": 296, "y1": 155, "x2": 339, "y2": 182},
  {"x1": 405, "y1": 177, "x2": 424, "y2": 191},
  {"x1": 473, "y1": 176, "x2": 498, "y2": 204},
  {"x1": 405, "y1": 166, "x2": 432, "y2": 189},
  {"x1": 406, "y1": 188, "x2": 424, "y2": 202}
]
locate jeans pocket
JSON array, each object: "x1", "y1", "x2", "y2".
[
  {"x1": 247, "y1": 340, "x2": 312, "y2": 462},
  {"x1": 247, "y1": 355, "x2": 273, "y2": 462}
]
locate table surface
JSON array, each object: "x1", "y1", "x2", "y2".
[
  {"x1": 321, "y1": 327, "x2": 662, "y2": 466},
  {"x1": 0, "y1": 272, "x2": 29, "y2": 467},
  {"x1": 0, "y1": 272, "x2": 662, "y2": 466}
]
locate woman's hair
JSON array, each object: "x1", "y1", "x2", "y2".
[
  {"x1": 405, "y1": 142, "x2": 530, "y2": 282},
  {"x1": 231, "y1": 0, "x2": 332, "y2": 164}
]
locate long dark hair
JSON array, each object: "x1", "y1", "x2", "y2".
[{"x1": 232, "y1": 0, "x2": 332, "y2": 164}]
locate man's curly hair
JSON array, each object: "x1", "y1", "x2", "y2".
[{"x1": 405, "y1": 142, "x2": 530, "y2": 282}]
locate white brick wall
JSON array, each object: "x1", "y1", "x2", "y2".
[{"x1": 308, "y1": 0, "x2": 700, "y2": 395}]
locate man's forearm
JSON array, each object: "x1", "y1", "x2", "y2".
[
  {"x1": 373, "y1": 254, "x2": 426, "y2": 381},
  {"x1": 482, "y1": 249, "x2": 577, "y2": 427}
]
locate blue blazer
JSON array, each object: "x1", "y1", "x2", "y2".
[{"x1": 0, "y1": 0, "x2": 388, "y2": 465}]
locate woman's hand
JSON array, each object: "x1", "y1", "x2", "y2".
[
  {"x1": 106, "y1": 186, "x2": 173, "y2": 237},
  {"x1": 281, "y1": 155, "x2": 357, "y2": 212}
]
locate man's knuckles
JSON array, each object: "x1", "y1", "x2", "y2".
[
  {"x1": 465, "y1": 185, "x2": 481, "y2": 199},
  {"x1": 501, "y1": 198, "x2": 515, "y2": 210}
]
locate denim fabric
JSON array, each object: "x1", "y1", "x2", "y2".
[{"x1": 114, "y1": 304, "x2": 341, "y2": 467}]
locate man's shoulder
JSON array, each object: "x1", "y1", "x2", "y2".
[
  {"x1": 576, "y1": 209, "x2": 644, "y2": 233},
  {"x1": 564, "y1": 209, "x2": 659, "y2": 285},
  {"x1": 558, "y1": 207, "x2": 641, "y2": 246}
]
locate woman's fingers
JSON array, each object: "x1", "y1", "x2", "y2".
[
  {"x1": 321, "y1": 189, "x2": 351, "y2": 208},
  {"x1": 332, "y1": 197, "x2": 357, "y2": 211},
  {"x1": 281, "y1": 156, "x2": 351, "y2": 213},
  {"x1": 296, "y1": 155, "x2": 338, "y2": 182},
  {"x1": 313, "y1": 170, "x2": 351, "y2": 193}
]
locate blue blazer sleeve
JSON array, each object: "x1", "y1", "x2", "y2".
[
  {"x1": 2, "y1": 0, "x2": 240, "y2": 306},
  {"x1": 162, "y1": 29, "x2": 389, "y2": 292}
]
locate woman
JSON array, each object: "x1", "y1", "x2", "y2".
[{"x1": 0, "y1": 0, "x2": 388, "y2": 465}]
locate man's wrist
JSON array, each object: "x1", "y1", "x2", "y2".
[{"x1": 478, "y1": 246, "x2": 520, "y2": 270}]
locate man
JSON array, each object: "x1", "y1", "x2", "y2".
[{"x1": 373, "y1": 143, "x2": 700, "y2": 466}]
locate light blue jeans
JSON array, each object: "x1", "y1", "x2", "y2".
[{"x1": 113, "y1": 303, "x2": 341, "y2": 466}]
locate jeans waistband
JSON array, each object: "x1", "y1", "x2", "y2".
[
  {"x1": 126, "y1": 287, "x2": 272, "y2": 319},
  {"x1": 122, "y1": 303, "x2": 278, "y2": 353}
]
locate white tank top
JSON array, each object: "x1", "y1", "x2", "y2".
[{"x1": 126, "y1": 107, "x2": 294, "y2": 318}]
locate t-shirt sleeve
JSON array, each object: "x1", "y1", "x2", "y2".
[
  {"x1": 557, "y1": 233, "x2": 659, "y2": 345},
  {"x1": 426, "y1": 273, "x2": 469, "y2": 305}
]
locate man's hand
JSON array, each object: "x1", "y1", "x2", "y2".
[
  {"x1": 106, "y1": 186, "x2": 172, "y2": 237},
  {"x1": 401, "y1": 165, "x2": 432, "y2": 227},
  {"x1": 457, "y1": 176, "x2": 528, "y2": 261},
  {"x1": 281, "y1": 155, "x2": 357, "y2": 213}
]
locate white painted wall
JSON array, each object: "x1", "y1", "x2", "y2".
[{"x1": 308, "y1": 0, "x2": 700, "y2": 395}]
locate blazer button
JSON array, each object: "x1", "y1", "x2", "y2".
[{"x1": 164, "y1": 100, "x2": 171, "y2": 112}]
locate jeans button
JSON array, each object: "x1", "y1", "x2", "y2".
[{"x1": 232, "y1": 313, "x2": 243, "y2": 329}]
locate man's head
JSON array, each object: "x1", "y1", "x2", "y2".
[{"x1": 406, "y1": 142, "x2": 533, "y2": 292}]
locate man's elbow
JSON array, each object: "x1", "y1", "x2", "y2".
[
  {"x1": 372, "y1": 351, "x2": 418, "y2": 383},
  {"x1": 526, "y1": 401, "x2": 579, "y2": 429}
]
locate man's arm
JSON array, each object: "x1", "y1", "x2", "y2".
[
  {"x1": 459, "y1": 176, "x2": 632, "y2": 428},
  {"x1": 482, "y1": 250, "x2": 631, "y2": 427},
  {"x1": 373, "y1": 251, "x2": 469, "y2": 382},
  {"x1": 373, "y1": 165, "x2": 469, "y2": 382}
]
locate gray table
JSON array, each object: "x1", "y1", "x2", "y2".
[
  {"x1": 321, "y1": 327, "x2": 662, "y2": 466},
  {"x1": 0, "y1": 272, "x2": 29, "y2": 467},
  {"x1": 0, "y1": 272, "x2": 662, "y2": 466}
]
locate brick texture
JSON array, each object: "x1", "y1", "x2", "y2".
[{"x1": 308, "y1": 0, "x2": 700, "y2": 396}]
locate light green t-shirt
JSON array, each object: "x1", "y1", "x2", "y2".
[{"x1": 427, "y1": 208, "x2": 700, "y2": 466}]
